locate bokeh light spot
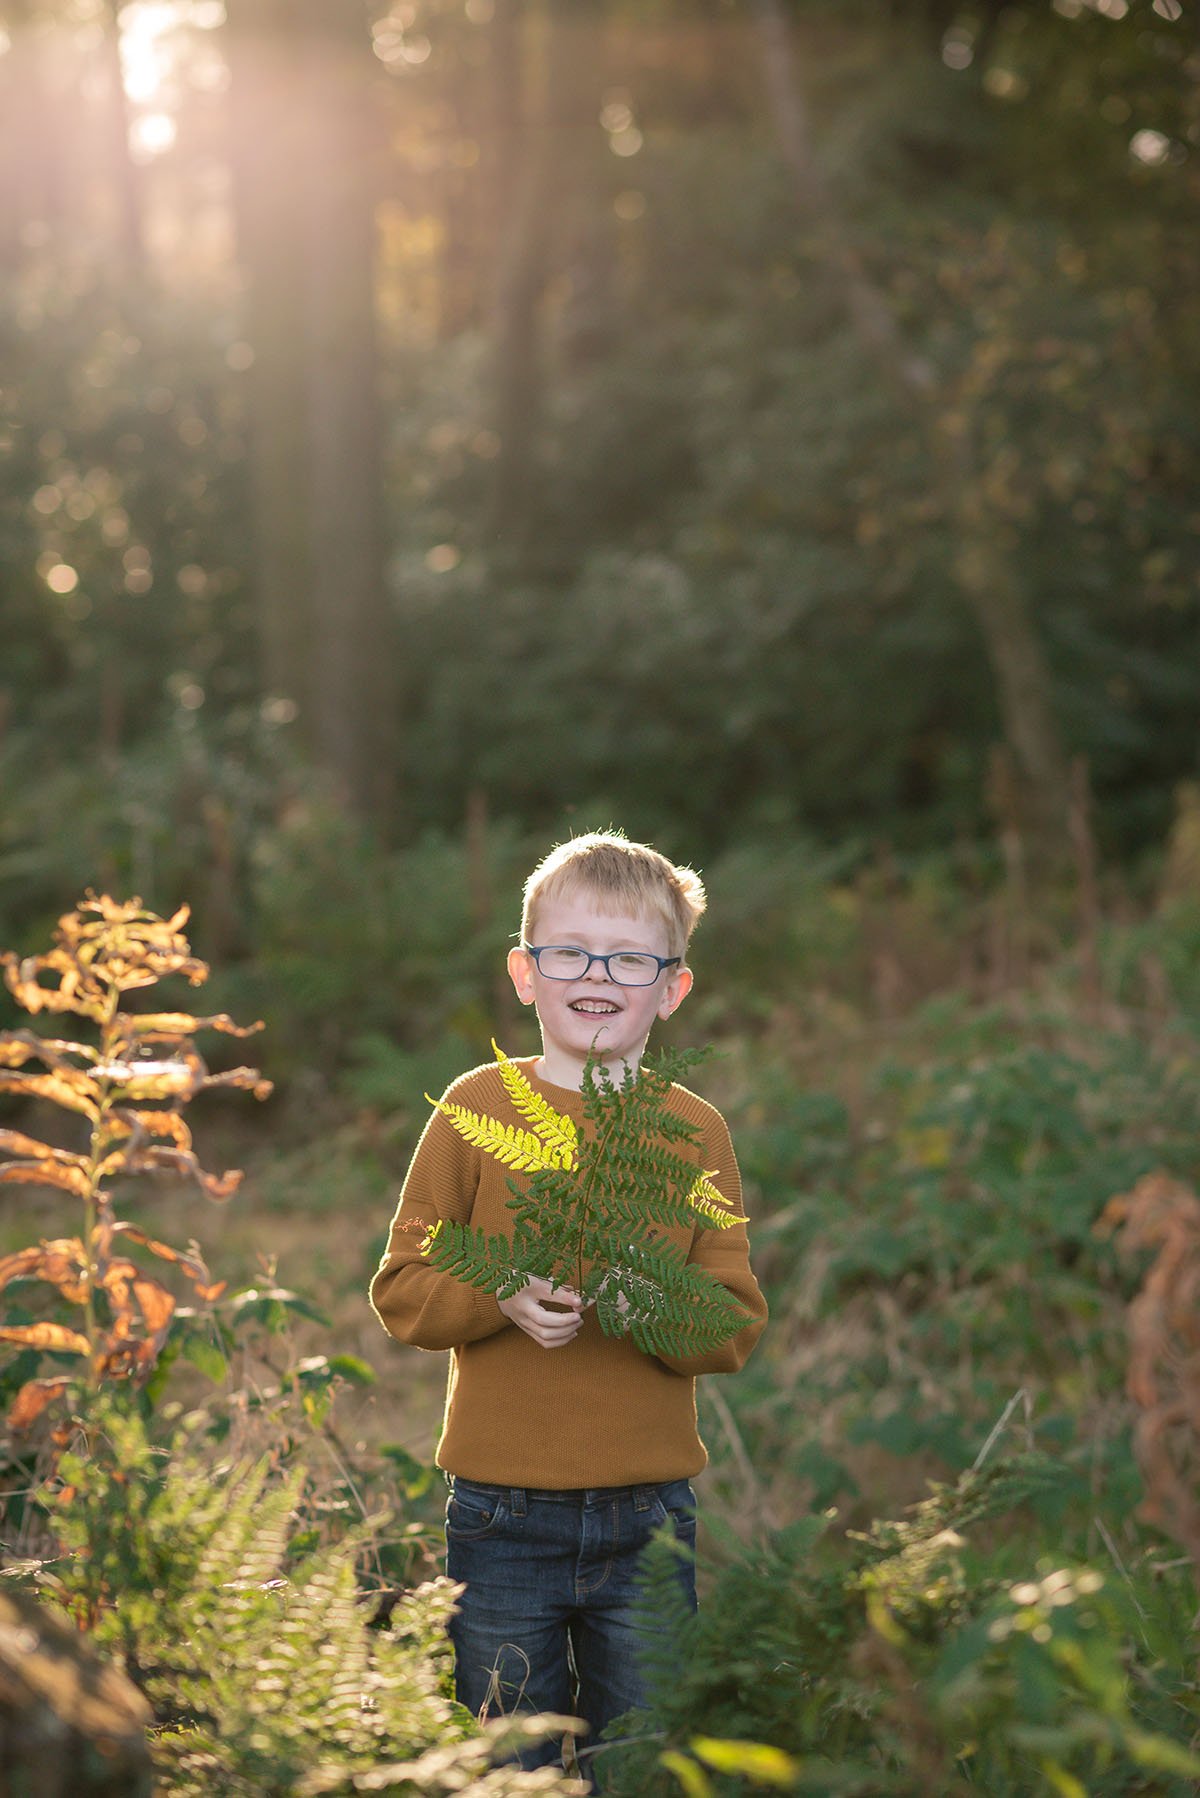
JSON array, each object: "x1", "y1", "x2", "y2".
[
  {"x1": 613, "y1": 190, "x2": 646, "y2": 221},
  {"x1": 942, "y1": 31, "x2": 973, "y2": 69},
  {"x1": 426, "y1": 543, "x2": 461, "y2": 572},
  {"x1": 1130, "y1": 129, "x2": 1170, "y2": 165},
  {"x1": 609, "y1": 127, "x2": 643, "y2": 158},
  {"x1": 177, "y1": 563, "x2": 208, "y2": 595},
  {"x1": 45, "y1": 563, "x2": 80, "y2": 594},
  {"x1": 130, "y1": 112, "x2": 177, "y2": 161},
  {"x1": 261, "y1": 695, "x2": 299, "y2": 726},
  {"x1": 225, "y1": 341, "x2": 255, "y2": 371}
]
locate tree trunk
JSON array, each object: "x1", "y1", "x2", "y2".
[
  {"x1": 0, "y1": 1, "x2": 61, "y2": 269},
  {"x1": 225, "y1": 0, "x2": 313, "y2": 718},
  {"x1": 486, "y1": 0, "x2": 607, "y2": 552},
  {"x1": 300, "y1": 0, "x2": 395, "y2": 822}
]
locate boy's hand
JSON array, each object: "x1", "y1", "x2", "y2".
[{"x1": 498, "y1": 1277, "x2": 585, "y2": 1348}]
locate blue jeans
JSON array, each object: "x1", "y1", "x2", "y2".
[{"x1": 445, "y1": 1476, "x2": 698, "y2": 1790}]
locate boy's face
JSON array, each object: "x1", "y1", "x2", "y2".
[{"x1": 507, "y1": 892, "x2": 692, "y2": 1082}]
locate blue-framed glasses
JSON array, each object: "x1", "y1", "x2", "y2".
[{"x1": 521, "y1": 943, "x2": 681, "y2": 987}]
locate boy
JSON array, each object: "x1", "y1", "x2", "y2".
[{"x1": 369, "y1": 832, "x2": 767, "y2": 1788}]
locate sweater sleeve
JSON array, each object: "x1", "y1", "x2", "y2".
[
  {"x1": 369, "y1": 1097, "x2": 512, "y2": 1352},
  {"x1": 654, "y1": 1107, "x2": 769, "y2": 1378}
]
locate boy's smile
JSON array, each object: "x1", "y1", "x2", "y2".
[{"x1": 507, "y1": 895, "x2": 693, "y2": 1090}]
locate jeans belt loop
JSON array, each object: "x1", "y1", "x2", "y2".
[
  {"x1": 510, "y1": 1486, "x2": 528, "y2": 1517},
  {"x1": 633, "y1": 1485, "x2": 653, "y2": 1513}
]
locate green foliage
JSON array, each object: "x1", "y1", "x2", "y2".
[
  {"x1": 422, "y1": 1043, "x2": 752, "y2": 1358},
  {"x1": 31, "y1": 1398, "x2": 580, "y2": 1797},
  {"x1": 722, "y1": 995, "x2": 1200, "y2": 1517},
  {"x1": 604, "y1": 1456, "x2": 1200, "y2": 1797}
]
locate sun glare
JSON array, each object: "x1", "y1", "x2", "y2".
[{"x1": 118, "y1": 0, "x2": 227, "y2": 155}]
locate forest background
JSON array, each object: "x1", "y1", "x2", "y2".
[{"x1": 1, "y1": 0, "x2": 1200, "y2": 1792}]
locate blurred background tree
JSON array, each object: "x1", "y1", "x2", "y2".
[{"x1": 0, "y1": 0, "x2": 1196, "y2": 928}]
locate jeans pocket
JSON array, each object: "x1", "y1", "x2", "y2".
[
  {"x1": 652, "y1": 1479, "x2": 697, "y2": 1545},
  {"x1": 446, "y1": 1480, "x2": 509, "y2": 1541}
]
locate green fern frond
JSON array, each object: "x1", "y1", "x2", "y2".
[
  {"x1": 424, "y1": 1044, "x2": 750, "y2": 1359},
  {"x1": 491, "y1": 1039, "x2": 578, "y2": 1163},
  {"x1": 420, "y1": 1215, "x2": 528, "y2": 1301},
  {"x1": 426, "y1": 1095, "x2": 572, "y2": 1171}
]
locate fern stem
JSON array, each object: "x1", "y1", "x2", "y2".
[
  {"x1": 575, "y1": 1104, "x2": 622, "y2": 1292},
  {"x1": 82, "y1": 988, "x2": 121, "y2": 1389}
]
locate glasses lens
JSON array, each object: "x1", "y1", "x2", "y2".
[
  {"x1": 609, "y1": 953, "x2": 659, "y2": 986},
  {"x1": 537, "y1": 946, "x2": 590, "y2": 978}
]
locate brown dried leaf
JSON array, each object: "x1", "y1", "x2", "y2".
[
  {"x1": 0, "y1": 1030, "x2": 98, "y2": 1069},
  {"x1": 100, "y1": 1256, "x2": 175, "y2": 1327},
  {"x1": 111, "y1": 1107, "x2": 192, "y2": 1150},
  {"x1": 0, "y1": 1129, "x2": 89, "y2": 1170},
  {"x1": 134, "y1": 1278, "x2": 175, "y2": 1341},
  {"x1": 121, "y1": 1144, "x2": 244, "y2": 1201},
  {"x1": 111, "y1": 1222, "x2": 212, "y2": 1287},
  {"x1": 66, "y1": 894, "x2": 209, "y2": 992},
  {"x1": 0, "y1": 1239, "x2": 88, "y2": 1303},
  {"x1": 91, "y1": 1044, "x2": 207, "y2": 1101},
  {"x1": 0, "y1": 1068, "x2": 99, "y2": 1121},
  {"x1": 0, "y1": 1245, "x2": 49, "y2": 1289},
  {"x1": 0, "y1": 1160, "x2": 93, "y2": 1198},
  {"x1": 206, "y1": 1067, "x2": 274, "y2": 1102},
  {"x1": 115, "y1": 1011, "x2": 265, "y2": 1040},
  {"x1": 100, "y1": 1260, "x2": 140, "y2": 1344},
  {"x1": 1103, "y1": 1171, "x2": 1200, "y2": 1571},
  {"x1": 8, "y1": 1377, "x2": 73, "y2": 1432},
  {"x1": 0, "y1": 1322, "x2": 90, "y2": 1355},
  {"x1": 1, "y1": 949, "x2": 107, "y2": 1021}
]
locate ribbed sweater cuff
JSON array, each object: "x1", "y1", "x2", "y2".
[{"x1": 470, "y1": 1287, "x2": 510, "y2": 1338}]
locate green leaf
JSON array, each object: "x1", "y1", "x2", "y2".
[
  {"x1": 326, "y1": 1353, "x2": 376, "y2": 1386},
  {"x1": 181, "y1": 1333, "x2": 228, "y2": 1384},
  {"x1": 224, "y1": 1287, "x2": 331, "y2": 1330}
]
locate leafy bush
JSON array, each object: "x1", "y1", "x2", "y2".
[
  {"x1": 28, "y1": 1399, "x2": 583, "y2": 1797},
  {"x1": 0, "y1": 893, "x2": 269, "y2": 1454},
  {"x1": 725, "y1": 999, "x2": 1200, "y2": 1518},
  {"x1": 603, "y1": 1456, "x2": 1200, "y2": 1797}
]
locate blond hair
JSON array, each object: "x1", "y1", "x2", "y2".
[{"x1": 521, "y1": 831, "x2": 707, "y2": 962}]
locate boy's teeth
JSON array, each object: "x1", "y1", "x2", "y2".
[{"x1": 571, "y1": 1001, "x2": 618, "y2": 1013}]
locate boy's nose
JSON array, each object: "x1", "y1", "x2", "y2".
[{"x1": 584, "y1": 956, "x2": 611, "y2": 980}]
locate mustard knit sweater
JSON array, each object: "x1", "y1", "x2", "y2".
[{"x1": 369, "y1": 1057, "x2": 768, "y2": 1488}]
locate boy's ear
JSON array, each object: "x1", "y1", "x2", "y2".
[
  {"x1": 507, "y1": 945, "x2": 537, "y2": 1006},
  {"x1": 657, "y1": 964, "x2": 693, "y2": 1020}
]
